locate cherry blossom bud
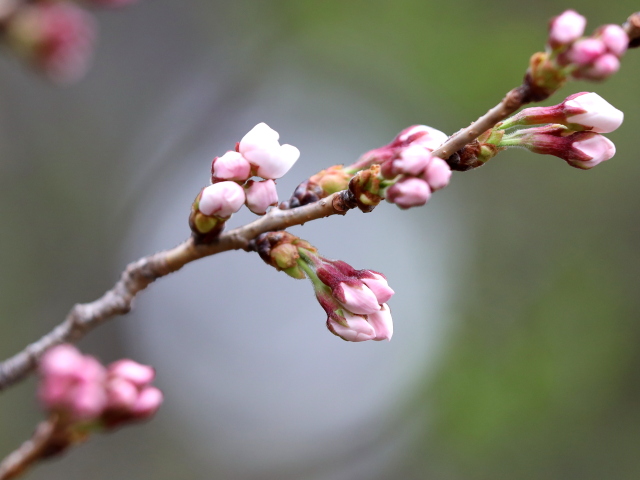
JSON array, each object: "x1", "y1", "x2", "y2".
[
  {"x1": 368, "y1": 304, "x2": 393, "y2": 341},
  {"x1": 327, "y1": 312, "x2": 376, "y2": 342},
  {"x1": 334, "y1": 282, "x2": 381, "y2": 315},
  {"x1": 396, "y1": 125, "x2": 449, "y2": 150},
  {"x1": 5, "y1": 3, "x2": 96, "y2": 83},
  {"x1": 422, "y1": 157, "x2": 452, "y2": 191},
  {"x1": 596, "y1": 24, "x2": 629, "y2": 57},
  {"x1": 238, "y1": 123, "x2": 300, "y2": 179},
  {"x1": 566, "y1": 38, "x2": 606, "y2": 66},
  {"x1": 131, "y1": 386, "x2": 163, "y2": 419},
  {"x1": 211, "y1": 151, "x2": 251, "y2": 182},
  {"x1": 244, "y1": 179, "x2": 278, "y2": 215},
  {"x1": 385, "y1": 177, "x2": 431, "y2": 209},
  {"x1": 577, "y1": 53, "x2": 620, "y2": 81},
  {"x1": 501, "y1": 92, "x2": 623, "y2": 134},
  {"x1": 500, "y1": 125, "x2": 616, "y2": 169},
  {"x1": 107, "y1": 359, "x2": 155, "y2": 387},
  {"x1": 105, "y1": 377, "x2": 138, "y2": 410},
  {"x1": 566, "y1": 133, "x2": 616, "y2": 169},
  {"x1": 392, "y1": 145, "x2": 435, "y2": 176},
  {"x1": 38, "y1": 344, "x2": 107, "y2": 421},
  {"x1": 548, "y1": 10, "x2": 586, "y2": 48},
  {"x1": 199, "y1": 181, "x2": 245, "y2": 218},
  {"x1": 361, "y1": 273, "x2": 395, "y2": 304}
]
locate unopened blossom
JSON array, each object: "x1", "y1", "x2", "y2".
[
  {"x1": 5, "y1": 3, "x2": 96, "y2": 83},
  {"x1": 422, "y1": 157, "x2": 452, "y2": 191},
  {"x1": 500, "y1": 124, "x2": 616, "y2": 169},
  {"x1": 38, "y1": 344, "x2": 107, "y2": 421},
  {"x1": 596, "y1": 24, "x2": 629, "y2": 57},
  {"x1": 576, "y1": 54, "x2": 620, "y2": 81},
  {"x1": 566, "y1": 38, "x2": 606, "y2": 66},
  {"x1": 352, "y1": 124, "x2": 448, "y2": 171},
  {"x1": 548, "y1": 10, "x2": 586, "y2": 48},
  {"x1": 198, "y1": 181, "x2": 245, "y2": 218},
  {"x1": 385, "y1": 177, "x2": 431, "y2": 209},
  {"x1": 392, "y1": 144, "x2": 436, "y2": 176},
  {"x1": 367, "y1": 304, "x2": 393, "y2": 341},
  {"x1": 244, "y1": 179, "x2": 278, "y2": 215},
  {"x1": 396, "y1": 125, "x2": 449, "y2": 151},
  {"x1": 327, "y1": 311, "x2": 376, "y2": 342},
  {"x1": 238, "y1": 123, "x2": 300, "y2": 179},
  {"x1": 211, "y1": 151, "x2": 251, "y2": 182},
  {"x1": 361, "y1": 273, "x2": 395, "y2": 304},
  {"x1": 500, "y1": 92, "x2": 623, "y2": 134},
  {"x1": 104, "y1": 360, "x2": 162, "y2": 425}
]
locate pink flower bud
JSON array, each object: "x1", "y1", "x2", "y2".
[
  {"x1": 238, "y1": 123, "x2": 300, "y2": 179},
  {"x1": 564, "y1": 92, "x2": 623, "y2": 133},
  {"x1": 501, "y1": 92, "x2": 623, "y2": 134},
  {"x1": 327, "y1": 312, "x2": 376, "y2": 342},
  {"x1": 596, "y1": 24, "x2": 629, "y2": 57},
  {"x1": 422, "y1": 157, "x2": 452, "y2": 191},
  {"x1": 385, "y1": 178, "x2": 431, "y2": 209},
  {"x1": 333, "y1": 282, "x2": 381, "y2": 315},
  {"x1": 199, "y1": 181, "x2": 245, "y2": 218},
  {"x1": 568, "y1": 133, "x2": 616, "y2": 169},
  {"x1": 392, "y1": 145, "x2": 435, "y2": 176},
  {"x1": 548, "y1": 10, "x2": 586, "y2": 48},
  {"x1": 368, "y1": 304, "x2": 393, "y2": 341},
  {"x1": 361, "y1": 273, "x2": 395, "y2": 304},
  {"x1": 6, "y1": 3, "x2": 96, "y2": 83},
  {"x1": 566, "y1": 38, "x2": 606, "y2": 65},
  {"x1": 396, "y1": 125, "x2": 449, "y2": 150},
  {"x1": 38, "y1": 344, "x2": 108, "y2": 421},
  {"x1": 504, "y1": 125, "x2": 616, "y2": 169},
  {"x1": 577, "y1": 53, "x2": 620, "y2": 81},
  {"x1": 107, "y1": 359, "x2": 155, "y2": 387},
  {"x1": 244, "y1": 179, "x2": 279, "y2": 215},
  {"x1": 211, "y1": 151, "x2": 251, "y2": 182},
  {"x1": 106, "y1": 377, "x2": 138, "y2": 410},
  {"x1": 131, "y1": 386, "x2": 163, "y2": 419}
]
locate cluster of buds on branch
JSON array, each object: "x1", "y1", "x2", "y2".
[
  {"x1": 0, "y1": 0, "x2": 138, "y2": 83},
  {"x1": 190, "y1": 122, "x2": 300, "y2": 241},
  {"x1": 284, "y1": 124, "x2": 453, "y2": 211},
  {"x1": 39, "y1": 344, "x2": 162, "y2": 427},
  {"x1": 528, "y1": 10, "x2": 629, "y2": 97},
  {"x1": 254, "y1": 232, "x2": 394, "y2": 342}
]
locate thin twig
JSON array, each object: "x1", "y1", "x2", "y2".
[
  {"x1": 0, "y1": 417, "x2": 60, "y2": 480},
  {"x1": 0, "y1": 191, "x2": 354, "y2": 392},
  {"x1": 432, "y1": 84, "x2": 533, "y2": 160}
]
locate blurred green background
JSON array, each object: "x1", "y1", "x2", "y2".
[{"x1": 1, "y1": 1, "x2": 639, "y2": 479}]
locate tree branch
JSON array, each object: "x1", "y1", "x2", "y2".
[
  {"x1": 0, "y1": 191, "x2": 354, "y2": 392},
  {"x1": 0, "y1": 417, "x2": 60, "y2": 480}
]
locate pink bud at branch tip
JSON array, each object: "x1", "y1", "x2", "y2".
[
  {"x1": 548, "y1": 10, "x2": 586, "y2": 48},
  {"x1": 238, "y1": 123, "x2": 300, "y2": 179}
]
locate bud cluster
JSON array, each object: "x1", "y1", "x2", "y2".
[
  {"x1": 350, "y1": 125, "x2": 452, "y2": 210},
  {"x1": 491, "y1": 92, "x2": 623, "y2": 169},
  {"x1": 528, "y1": 10, "x2": 629, "y2": 95},
  {"x1": 190, "y1": 123, "x2": 300, "y2": 242},
  {"x1": 255, "y1": 232, "x2": 394, "y2": 342},
  {"x1": 0, "y1": 0, "x2": 138, "y2": 83},
  {"x1": 38, "y1": 344, "x2": 162, "y2": 427}
]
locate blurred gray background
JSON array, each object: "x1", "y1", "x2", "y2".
[{"x1": 1, "y1": 1, "x2": 639, "y2": 479}]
